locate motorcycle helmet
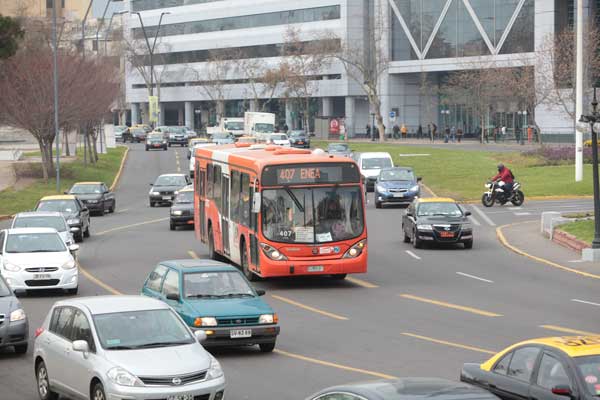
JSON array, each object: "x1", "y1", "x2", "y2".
[{"x1": 497, "y1": 163, "x2": 504, "y2": 172}]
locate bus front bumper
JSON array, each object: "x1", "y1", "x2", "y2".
[{"x1": 256, "y1": 251, "x2": 367, "y2": 277}]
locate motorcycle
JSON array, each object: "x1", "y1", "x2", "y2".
[{"x1": 481, "y1": 180, "x2": 524, "y2": 207}]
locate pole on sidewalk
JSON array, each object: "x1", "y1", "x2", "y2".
[
  {"x1": 52, "y1": 0, "x2": 60, "y2": 192},
  {"x1": 575, "y1": 0, "x2": 584, "y2": 182},
  {"x1": 580, "y1": 88, "x2": 600, "y2": 249}
]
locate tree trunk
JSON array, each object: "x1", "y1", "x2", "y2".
[
  {"x1": 481, "y1": 116, "x2": 486, "y2": 143},
  {"x1": 86, "y1": 132, "x2": 95, "y2": 164},
  {"x1": 91, "y1": 131, "x2": 99, "y2": 163},
  {"x1": 38, "y1": 141, "x2": 50, "y2": 182},
  {"x1": 63, "y1": 129, "x2": 70, "y2": 157}
]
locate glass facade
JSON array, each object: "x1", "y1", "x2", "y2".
[
  {"x1": 131, "y1": 0, "x2": 222, "y2": 12},
  {"x1": 392, "y1": 0, "x2": 534, "y2": 61},
  {"x1": 133, "y1": 5, "x2": 341, "y2": 40}
]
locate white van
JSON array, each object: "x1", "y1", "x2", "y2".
[{"x1": 354, "y1": 152, "x2": 394, "y2": 191}]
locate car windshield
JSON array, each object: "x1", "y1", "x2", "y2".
[
  {"x1": 212, "y1": 133, "x2": 231, "y2": 140},
  {"x1": 5, "y1": 232, "x2": 66, "y2": 253},
  {"x1": 0, "y1": 277, "x2": 10, "y2": 296},
  {"x1": 271, "y1": 134, "x2": 288, "y2": 141},
  {"x1": 417, "y1": 202, "x2": 463, "y2": 217},
  {"x1": 362, "y1": 157, "x2": 393, "y2": 170},
  {"x1": 13, "y1": 216, "x2": 67, "y2": 232},
  {"x1": 262, "y1": 186, "x2": 364, "y2": 244},
  {"x1": 154, "y1": 175, "x2": 187, "y2": 186},
  {"x1": 132, "y1": 129, "x2": 145, "y2": 135},
  {"x1": 183, "y1": 271, "x2": 254, "y2": 298},
  {"x1": 148, "y1": 134, "x2": 163, "y2": 140},
  {"x1": 175, "y1": 191, "x2": 194, "y2": 204},
  {"x1": 575, "y1": 355, "x2": 600, "y2": 396},
  {"x1": 115, "y1": 126, "x2": 127, "y2": 132},
  {"x1": 380, "y1": 169, "x2": 415, "y2": 181},
  {"x1": 93, "y1": 309, "x2": 194, "y2": 350},
  {"x1": 290, "y1": 132, "x2": 305, "y2": 138},
  {"x1": 328, "y1": 144, "x2": 349, "y2": 152},
  {"x1": 255, "y1": 123, "x2": 274, "y2": 133},
  {"x1": 224, "y1": 121, "x2": 244, "y2": 130},
  {"x1": 37, "y1": 200, "x2": 78, "y2": 213},
  {"x1": 70, "y1": 184, "x2": 103, "y2": 194}
]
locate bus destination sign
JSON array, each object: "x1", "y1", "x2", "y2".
[{"x1": 262, "y1": 163, "x2": 360, "y2": 186}]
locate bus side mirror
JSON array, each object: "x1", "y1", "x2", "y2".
[{"x1": 252, "y1": 192, "x2": 261, "y2": 213}]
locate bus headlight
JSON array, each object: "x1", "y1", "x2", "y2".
[
  {"x1": 343, "y1": 239, "x2": 366, "y2": 259},
  {"x1": 259, "y1": 243, "x2": 288, "y2": 261}
]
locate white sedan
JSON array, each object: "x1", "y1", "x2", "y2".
[
  {"x1": 0, "y1": 227, "x2": 79, "y2": 294},
  {"x1": 268, "y1": 133, "x2": 291, "y2": 146}
]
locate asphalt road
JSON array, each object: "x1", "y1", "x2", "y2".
[{"x1": 0, "y1": 143, "x2": 598, "y2": 400}]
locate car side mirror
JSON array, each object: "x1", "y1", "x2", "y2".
[
  {"x1": 417, "y1": 177, "x2": 422, "y2": 182},
  {"x1": 72, "y1": 340, "x2": 89, "y2": 353},
  {"x1": 256, "y1": 289, "x2": 266, "y2": 296},
  {"x1": 166, "y1": 293, "x2": 180, "y2": 302},
  {"x1": 406, "y1": 211, "x2": 413, "y2": 217},
  {"x1": 82, "y1": 207, "x2": 88, "y2": 212},
  {"x1": 551, "y1": 385, "x2": 572, "y2": 397},
  {"x1": 68, "y1": 244, "x2": 80, "y2": 253},
  {"x1": 194, "y1": 330, "x2": 207, "y2": 342},
  {"x1": 465, "y1": 211, "x2": 472, "y2": 216}
]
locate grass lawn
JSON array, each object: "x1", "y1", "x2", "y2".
[
  {"x1": 312, "y1": 141, "x2": 593, "y2": 201},
  {"x1": 560, "y1": 220, "x2": 593, "y2": 244},
  {"x1": 0, "y1": 147, "x2": 126, "y2": 215}
]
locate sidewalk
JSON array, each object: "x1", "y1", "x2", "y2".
[{"x1": 499, "y1": 220, "x2": 600, "y2": 275}]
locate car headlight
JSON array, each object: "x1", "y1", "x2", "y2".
[
  {"x1": 193, "y1": 317, "x2": 217, "y2": 327},
  {"x1": 163, "y1": 140, "x2": 167, "y2": 144},
  {"x1": 259, "y1": 243, "x2": 288, "y2": 261},
  {"x1": 417, "y1": 224, "x2": 433, "y2": 231},
  {"x1": 259, "y1": 314, "x2": 278, "y2": 324},
  {"x1": 4, "y1": 261, "x2": 21, "y2": 272},
  {"x1": 10, "y1": 308, "x2": 26, "y2": 322},
  {"x1": 206, "y1": 355, "x2": 224, "y2": 381},
  {"x1": 150, "y1": 191, "x2": 160, "y2": 196},
  {"x1": 107, "y1": 367, "x2": 144, "y2": 387},
  {"x1": 343, "y1": 239, "x2": 366, "y2": 259},
  {"x1": 67, "y1": 218, "x2": 80, "y2": 225},
  {"x1": 376, "y1": 184, "x2": 387, "y2": 193},
  {"x1": 410, "y1": 185, "x2": 420, "y2": 192},
  {"x1": 171, "y1": 210, "x2": 183, "y2": 216},
  {"x1": 61, "y1": 260, "x2": 76, "y2": 270}
]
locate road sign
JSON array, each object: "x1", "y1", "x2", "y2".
[
  {"x1": 149, "y1": 96, "x2": 159, "y2": 123},
  {"x1": 389, "y1": 111, "x2": 396, "y2": 121}
]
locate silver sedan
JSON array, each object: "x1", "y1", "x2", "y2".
[{"x1": 34, "y1": 295, "x2": 226, "y2": 400}]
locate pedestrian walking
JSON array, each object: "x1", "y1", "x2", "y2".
[
  {"x1": 431, "y1": 123, "x2": 437, "y2": 142},
  {"x1": 450, "y1": 126, "x2": 456, "y2": 143},
  {"x1": 457, "y1": 127, "x2": 463, "y2": 143},
  {"x1": 366, "y1": 124, "x2": 372, "y2": 140},
  {"x1": 417, "y1": 124, "x2": 423, "y2": 139},
  {"x1": 427, "y1": 124, "x2": 432, "y2": 142},
  {"x1": 283, "y1": 124, "x2": 289, "y2": 133},
  {"x1": 501, "y1": 125, "x2": 507, "y2": 142},
  {"x1": 393, "y1": 124, "x2": 400, "y2": 139},
  {"x1": 444, "y1": 127, "x2": 450, "y2": 143},
  {"x1": 401, "y1": 124, "x2": 408, "y2": 139}
]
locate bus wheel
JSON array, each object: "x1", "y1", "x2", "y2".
[{"x1": 241, "y1": 243, "x2": 258, "y2": 281}]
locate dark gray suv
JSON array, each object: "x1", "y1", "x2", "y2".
[{"x1": 0, "y1": 275, "x2": 28, "y2": 354}]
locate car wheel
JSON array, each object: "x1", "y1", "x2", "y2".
[
  {"x1": 163, "y1": 146, "x2": 167, "y2": 151},
  {"x1": 241, "y1": 241, "x2": 258, "y2": 281},
  {"x1": 170, "y1": 221, "x2": 176, "y2": 231},
  {"x1": 375, "y1": 200, "x2": 382, "y2": 209},
  {"x1": 168, "y1": 143, "x2": 171, "y2": 147},
  {"x1": 14, "y1": 343, "x2": 28, "y2": 354},
  {"x1": 145, "y1": 146, "x2": 149, "y2": 151},
  {"x1": 464, "y1": 239, "x2": 473, "y2": 249},
  {"x1": 92, "y1": 382, "x2": 106, "y2": 400},
  {"x1": 66, "y1": 287, "x2": 78, "y2": 295},
  {"x1": 403, "y1": 227, "x2": 411, "y2": 243},
  {"x1": 75, "y1": 231, "x2": 83, "y2": 243},
  {"x1": 36, "y1": 361, "x2": 58, "y2": 400},
  {"x1": 109, "y1": 201, "x2": 115, "y2": 213},
  {"x1": 412, "y1": 229, "x2": 423, "y2": 249},
  {"x1": 259, "y1": 341, "x2": 276, "y2": 353},
  {"x1": 150, "y1": 201, "x2": 155, "y2": 207},
  {"x1": 84, "y1": 224, "x2": 90, "y2": 238},
  {"x1": 208, "y1": 226, "x2": 218, "y2": 261}
]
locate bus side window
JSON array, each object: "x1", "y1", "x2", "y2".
[
  {"x1": 214, "y1": 165, "x2": 222, "y2": 212},
  {"x1": 207, "y1": 164, "x2": 213, "y2": 199},
  {"x1": 231, "y1": 171, "x2": 240, "y2": 223},
  {"x1": 240, "y1": 173, "x2": 250, "y2": 227}
]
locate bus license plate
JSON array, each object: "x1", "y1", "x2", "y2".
[
  {"x1": 167, "y1": 395, "x2": 193, "y2": 400},
  {"x1": 308, "y1": 266, "x2": 324, "y2": 272},
  {"x1": 34, "y1": 274, "x2": 51, "y2": 280},
  {"x1": 230, "y1": 329, "x2": 252, "y2": 339}
]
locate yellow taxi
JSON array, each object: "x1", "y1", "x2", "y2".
[
  {"x1": 584, "y1": 139, "x2": 600, "y2": 147},
  {"x1": 462, "y1": 336, "x2": 600, "y2": 400}
]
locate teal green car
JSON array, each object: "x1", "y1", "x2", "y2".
[{"x1": 141, "y1": 259, "x2": 280, "y2": 352}]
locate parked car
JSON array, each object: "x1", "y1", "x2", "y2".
[
  {"x1": 327, "y1": 142, "x2": 353, "y2": 158},
  {"x1": 267, "y1": 133, "x2": 290, "y2": 146},
  {"x1": 170, "y1": 187, "x2": 194, "y2": 230},
  {"x1": 142, "y1": 259, "x2": 279, "y2": 352},
  {"x1": 66, "y1": 181, "x2": 116, "y2": 215},
  {"x1": 0, "y1": 227, "x2": 79, "y2": 294},
  {"x1": 0, "y1": 273, "x2": 28, "y2": 354},
  {"x1": 33, "y1": 296, "x2": 225, "y2": 400},
  {"x1": 374, "y1": 167, "x2": 421, "y2": 208},
  {"x1": 149, "y1": 173, "x2": 191, "y2": 207},
  {"x1": 307, "y1": 378, "x2": 500, "y2": 400},
  {"x1": 11, "y1": 211, "x2": 75, "y2": 247},
  {"x1": 402, "y1": 197, "x2": 473, "y2": 249},
  {"x1": 354, "y1": 152, "x2": 394, "y2": 191},
  {"x1": 35, "y1": 195, "x2": 91, "y2": 243},
  {"x1": 289, "y1": 131, "x2": 310, "y2": 148},
  {"x1": 146, "y1": 133, "x2": 168, "y2": 151}
]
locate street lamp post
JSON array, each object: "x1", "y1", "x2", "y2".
[
  {"x1": 371, "y1": 113, "x2": 375, "y2": 141},
  {"x1": 52, "y1": 0, "x2": 60, "y2": 192},
  {"x1": 132, "y1": 11, "x2": 170, "y2": 98},
  {"x1": 579, "y1": 87, "x2": 600, "y2": 251},
  {"x1": 104, "y1": 10, "x2": 128, "y2": 54},
  {"x1": 517, "y1": 111, "x2": 527, "y2": 145}
]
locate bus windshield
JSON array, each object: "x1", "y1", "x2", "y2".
[{"x1": 262, "y1": 186, "x2": 364, "y2": 244}]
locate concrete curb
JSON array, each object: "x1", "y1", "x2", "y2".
[
  {"x1": 552, "y1": 229, "x2": 590, "y2": 254},
  {"x1": 496, "y1": 221, "x2": 600, "y2": 280},
  {"x1": 109, "y1": 146, "x2": 129, "y2": 192}
]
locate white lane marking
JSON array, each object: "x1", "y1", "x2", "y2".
[
  {"x1": 572, "y1": 299, "x2": 600, "y2": 307},
  {"x1": 471, "y1": 206, "x2": 496, "y2": 226},
  {"x1": 569, "y1": 260, "x2": 586, "y2": 263},
  {"x1": 509, "y1": 207, "x2": 522, "y2": 211},
  {"x1": 514, "y1": 212, "x2": 531, "y2": 216},
  {"x1": 469, "y1": 216, "x2": 481, "y2": 226},
  {"x1": 405, "y1": 250, "x2": 421, "y2": 260},
  {"x1": 456, "y1": 272, "x2": 494, "y2": 283}
]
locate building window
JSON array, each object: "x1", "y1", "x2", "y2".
[
  {"x1": 132, "y1": 5, "x2": 341, "y2": 40},
  {"x1": 131, "y1": 0, "x2": 223, "y2": 12}
]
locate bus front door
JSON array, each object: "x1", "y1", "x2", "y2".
[{"x1": 221, "y1": 176, "x2": 230, "y2": 256}]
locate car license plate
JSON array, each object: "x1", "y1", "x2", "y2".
[
  {"x1": 440, "y1": 231, "x2": 455, "y2": 238},
  {"x1": 307, "y1": 265, "x2": 324, "y2": 272},
  {"x1": 230, "y1": 329, "x2": 252, "y2": 339},
  {"x1": 298, "y1": 141, "x2": 304, "y2": 144},
  {"x1": 154, "y1": 144, "x2": 161, "y2": 147},
  {"x1": 162, "y1": 196, "x2": 171, "y2": 200},
  {"x1": 33, "y1": 274, "x2": 51, "y2": 279},
  {"x1": 167, "y1": 395, "x2": 193, "y2": 400},
  {"x1": 393, "y1": 193, "x2": 404, "y2": 198}
]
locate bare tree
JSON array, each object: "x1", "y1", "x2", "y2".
[
  {"x1": 123, "y1": 35, "x2": 172, "y2": 101},
  {"x1": 233, "y1": 53, "x2": 285, "y2": 112},
  {"x1": 190, "y1": 50, "x2": 234, "y2": 121}
]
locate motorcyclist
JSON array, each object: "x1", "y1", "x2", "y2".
[{"x1": 490, "y1": 163, "x2": 514, "y2": 199}]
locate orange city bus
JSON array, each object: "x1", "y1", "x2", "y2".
[{"x1": 193, "y1": 144, "x2": 367, "y2": 281}]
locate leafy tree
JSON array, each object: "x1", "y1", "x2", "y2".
[{"x1": 0, "y1": 14, "x2": 24, "y2": 59}]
